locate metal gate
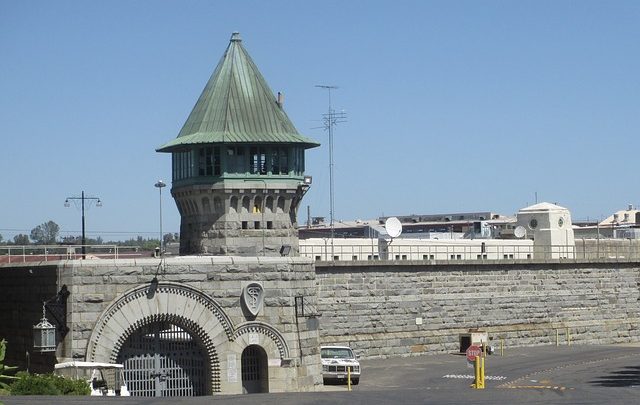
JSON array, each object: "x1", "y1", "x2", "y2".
[
  {"x1": 117, "y1": 322, "x2": 207, "y2": 397},
  {"x1": 241, "y1": 345, "x2": 268, "y2": 393}
]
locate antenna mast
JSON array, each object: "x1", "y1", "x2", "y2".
[{"x1": 316, "y1": 85, "x2": 346, "y2": 261}]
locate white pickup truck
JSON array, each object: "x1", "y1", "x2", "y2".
[{"x1": 320, "y1": 345, "x2": 361, "y2": 385}]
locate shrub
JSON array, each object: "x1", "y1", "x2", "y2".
[
  {"x1": 54, "y1": 375, "x2": 91, "y2": 395},
  {"x1": 10, "y1": 372, "x2": 59, "y2": 395},
  {"x1": 10, "y1": 372, "x2": 90, "y2": 396}
]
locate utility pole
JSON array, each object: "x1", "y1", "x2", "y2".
[
  {"x1": 316, "y1": 85, "x2": 346, "y2": 261},
  {"x1": 65, "y1": 191, "x2": 102, "y2": 259}
]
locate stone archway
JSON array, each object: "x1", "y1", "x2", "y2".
[
  {"x1": 86, "y1": 282, "x2": 234, "y2": 394},
  {"x1": 241, "y1": 345, "x2": 268, "y2": 393}
]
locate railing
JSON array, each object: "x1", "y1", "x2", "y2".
[
  {"x1": 0, "y1": 245, "x2": 146, "y2": 264},
  {"x1": 299, "y1": 241, "x2": 640, "y2": 263}
]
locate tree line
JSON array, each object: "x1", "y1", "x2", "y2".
[{"x1": 0, "y1": 220, "x2": 179, "y2": 248}]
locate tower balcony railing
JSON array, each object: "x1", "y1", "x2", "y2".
[{"x1": 0, "y1": 245, "x2": 147, "y2": 264}]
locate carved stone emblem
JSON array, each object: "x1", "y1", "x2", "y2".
[{"x1": 242, "y1": 282, "x2": 264, "y2": 317}]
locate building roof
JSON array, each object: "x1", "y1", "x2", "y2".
[
  {"x1": 157, "y1": 32, "x2": 320, "y2": 153},
  {"x1": 599, "y1": 207, "x2": 640, "y2": 226},
  {"x1": 519, "y1": 202, "x2": 569, "y2": 212}
]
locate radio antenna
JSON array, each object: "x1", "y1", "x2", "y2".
[{"x1": 315, "y1": 85, "x2": 346, "y2": 261}]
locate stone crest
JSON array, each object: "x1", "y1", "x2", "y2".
[{"x1": 241, "y1": 282, "x2": 264, "y2": 317}]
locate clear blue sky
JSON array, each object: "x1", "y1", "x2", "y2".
[{"x1": 1, "y1": 0, "x2": 639, "y2": 241}]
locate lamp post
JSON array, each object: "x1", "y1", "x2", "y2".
[
  {"x1": 65, "y1": 191, "x2": 101, "y2": 259},
  {"x1": 155, "y1": 180, "x2": 166, "y2": 256}
]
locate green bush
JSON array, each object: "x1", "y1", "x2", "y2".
[{"x1": 10, "y1": 372, "x2": 90, "y2": 396}]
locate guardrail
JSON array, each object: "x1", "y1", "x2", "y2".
[
  {"x1": 299, "y1": 241, "x2": 640, "y2": 263},
  {"x1": 0, "y1": 245, "x2": 147, "y2": 264}
]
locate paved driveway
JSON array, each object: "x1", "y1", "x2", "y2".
[{"x1": 1, "y1": 344, "x2": 639, "y2": 404}]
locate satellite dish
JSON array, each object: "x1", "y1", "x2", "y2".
[
  {"x1": 514, "y1": 226, "x2": 526, "y2": 238},
  {"x1": 385, "y1": 217, "x2": 403, "y2": 238}
]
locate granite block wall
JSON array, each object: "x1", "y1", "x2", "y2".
[{"x1": 315, "y1": 261, "x2": 640, "y2": 358}]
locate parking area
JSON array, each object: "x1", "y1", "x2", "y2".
[{"x1": 2, "y1": 344, "x2": 639, "y2": 404}]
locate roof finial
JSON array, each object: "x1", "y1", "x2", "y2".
[{"x1": 230, "y1": 32, "x2": 242, "y2": 42}]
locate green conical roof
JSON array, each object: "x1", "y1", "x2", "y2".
[{"x1": 157, "y1": 32, "x2": 319, "y2": 152}]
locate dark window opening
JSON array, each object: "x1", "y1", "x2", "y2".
[
  {"x1": 199, "y1": 147, "x2": 220, "y2": 176},
  {"x1": 242, "y1": 221, "x2": 248, "y2": 230},
  {"x1": 227, "y1": 146, "x2": 245, "y2": 173}
]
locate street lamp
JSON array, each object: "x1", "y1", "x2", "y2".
[
  {"x1": 64, "y1": 191, "x2": 101, "y2": 259},
  {"x1": 154, "y1": 180, "x2": 166, "y2": 256}
]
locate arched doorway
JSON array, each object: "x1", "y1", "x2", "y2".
[
  {"x1": 117, "y1": 321, "x2": 209, "y2": 397},
  {"x1": 241, "y1": 345, "x2": 269, "y2": 394}
]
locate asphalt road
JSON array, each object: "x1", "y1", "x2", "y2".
[{"x1": 1, "y1": 344, "x2": 638, "y2": 404}]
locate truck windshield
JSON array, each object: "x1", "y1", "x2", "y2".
[{"x1": 321, "y1": 348, "x2": 354, "y2": 359}]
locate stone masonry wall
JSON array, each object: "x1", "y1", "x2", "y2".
[
  {"x1": 59, "y1": 256, "x2": 321, "y2": 392},
  {"x1": 316, "y1": 261, "x2": 640, "y2": 358}
]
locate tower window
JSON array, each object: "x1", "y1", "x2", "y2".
[
  {"x1": 270, "y1": 147, "x2": 289, "y2": 175},
  {"x1": 250, "y1": 147, "x2": 267, "y2": 175},
  {"x1": 226, "y1": 146, "x2": 245, "y2": 173},
  {"x1": 198, "y1": 147, "x2": 221, "y2": 176},
  {"x1": 172, "y1": 151, "x2": 194, "y2": 180}
]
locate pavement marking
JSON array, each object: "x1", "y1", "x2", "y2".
[
  {"x1": 442, "y1": 374, "x2": 508, "y2": 381},
  {"x1": 502, "y1": 385, "x2": 573, "y2": 391}
]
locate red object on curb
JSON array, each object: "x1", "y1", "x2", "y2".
[{"x1": 466, "y1": 344, "x2": 482, "y2": 362}]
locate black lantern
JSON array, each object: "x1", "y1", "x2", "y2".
[{"x1": 33, "y1": 303, "x2": 56, "y2": 353}]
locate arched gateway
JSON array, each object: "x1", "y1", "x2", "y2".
[{"x1": 86, "y1": 282, "x2": 289, "y2": 396}]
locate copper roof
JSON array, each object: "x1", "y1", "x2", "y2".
[{"x1": 157, "y1": 32, "x2": 319, "y2": 152}]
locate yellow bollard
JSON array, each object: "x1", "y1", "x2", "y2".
[
  {"x1": 347, "y1": 367, "x2": 352, "y2": 391},
  {"x1": 473, "y1": 355, "x2": 485, "y2": 389},
  {"x1": 556, "y1": 329, "x2": 559, "y2": 347}
]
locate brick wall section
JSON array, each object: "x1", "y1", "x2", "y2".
[
  {"x1": 0, "y1": 263, "x2": 59, "y2": 371},
  {"x1": 315, "y1": 261, "x2": 640, "y2": 359}
]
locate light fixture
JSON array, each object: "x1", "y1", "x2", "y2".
[
  {"x1": 146, "y1": 276, "x2": 159, "y2": 299},
  {"x1": 303, "y1": 176, "x2": 312, "y2": 185},
  {"x1": 33, "y1": 303, "x2": 56, "y2": 353},
  {"x1": 280, "y1": 245, "x2": 292, "y2": 256}
]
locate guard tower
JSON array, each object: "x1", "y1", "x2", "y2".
[
  {"x1": 516, "y1": 202, "x2": 575, "y2": 259},
  {"x1": 157, "y1": 32, "x2": 320, "y2": 256}
]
